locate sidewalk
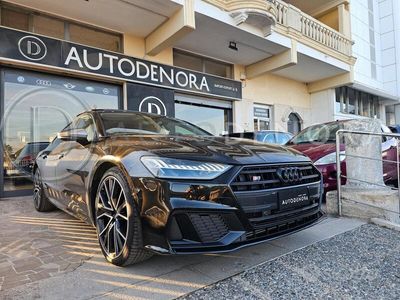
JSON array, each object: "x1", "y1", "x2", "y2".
[{"x1": 0, "y1": 197, "x2": 365, "y2": 300}]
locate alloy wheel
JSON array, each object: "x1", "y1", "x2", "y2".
[
  {"x1": 96, "y1": 176, "x2": 129, "y2": 259},
  {"x1": 33, "y1": 171, "x2": 41, "y2": 209}
]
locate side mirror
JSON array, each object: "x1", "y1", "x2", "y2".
[{"x1": 58, "y1": 129, "x2": 88, "y2": 143}]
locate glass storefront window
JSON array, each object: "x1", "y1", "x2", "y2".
[
  {"x1": 1, "y1": 69, "x2": 120, "y2": 194},
  {"x1": 175, "y1": 102, "x2": 230, "y2": 136},
  {"x1": 204, "y1": 60, "x2": 232, "y2": 78},
  {"x1": 33, "y1": 15, "x2": 65, "y2": 40},
  {"x1": 174, "y1": 50, "x2": 233, "y2": 79},
  {"x1": 0, "y1": 3, "x2": 122, "y2": 52},
  {"x1": 173, "y1": 51, "x2": 203, "y2": 73},
  {"x1": 335, "y1": 86, "x2": 381, "y2": 118},
  {"x1": 1, "y1": 8, "x2": 29, "y2": 31},
  {"x1": 69, "y1": 24, "x2": 121, "y2": 52}
]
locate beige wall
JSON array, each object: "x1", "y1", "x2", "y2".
[
  {"x1": 317, "y1": 9, "x2": 339, "y2": 32},
  {"x1": 233, "y1": 65, "x2": 311, "y2": 132},
  {"x1": 123, "y1": 34, "x2": 173, "y2": 65}
]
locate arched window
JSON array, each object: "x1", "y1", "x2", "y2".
[{"x1": 287, "y1": 113, "x2": 301, "y2": 134}]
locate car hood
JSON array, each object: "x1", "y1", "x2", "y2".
[
  {"x1": 288, "y1": 143, "x2": 338, "y2": 162},
  {"x1": 103, "y1": 135, "x2": 310, "y2": 165}
]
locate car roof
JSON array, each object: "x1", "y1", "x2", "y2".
[
  {"x1": 227, "y1": 130, "x2": 292, "y2": 135},
  {"x1": 77, "y1": 109, "x2": 166, "y2": 118}
]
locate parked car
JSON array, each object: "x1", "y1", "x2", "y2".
[
  {"x1": 34, "y1": 109, "x2": 324, "y2": 266},
  {"x1": 224, "y1": 131, "x2": 293, "y2": 145},
  {"x1": 286, "y1": 120, "x2": 398, "y2": 194},
  {"x1": 6, "y1": 142, "x2": 49, "y2": 184},
  {"x1": 389, "y1": 124, "x2": 400, "y2": 134},
  {"x1": 14, "y1": 142, "x2": 50, "y2": 174}
]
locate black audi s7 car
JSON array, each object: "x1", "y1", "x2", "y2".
[{"x1": 33, "y1": 109, "x2": 324, "y2": 266}]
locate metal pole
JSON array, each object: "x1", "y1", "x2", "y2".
[
  {"x1": 397, "y1": 139, "x2": 400, "y2": 221},
  {"x1": 336, "y1": 130, "x2": 342, "y2": 216}
]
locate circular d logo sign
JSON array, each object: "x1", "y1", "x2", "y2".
[
  {"x1": 139, "y1": 96, "x2": 167, "y2": 116},
  {"x1": 18, "y1": 36, "x2": 47, "y2": 61}
]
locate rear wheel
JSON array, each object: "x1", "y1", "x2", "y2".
[
  {"x1": 95, "y1": 167, "x2": 152, "y2": 266},
  {"x1": 33, "y1": 169, "x2": 56, "y2": 212}
]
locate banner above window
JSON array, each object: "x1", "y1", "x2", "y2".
[{"x1": 0, "y1": 27, "x2": 242, "y2": 100}]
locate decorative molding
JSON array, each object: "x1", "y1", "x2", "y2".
[
  {"x1": 205, "y1": 0, "x2": 355, "y2": 66},
  {"x1": 205, "y1": 0, "x2": 277, "y2": 35}
]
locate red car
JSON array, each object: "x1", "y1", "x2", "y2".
[{"x1": 286, "y1": 120, "x2": 398, "y2": 193}]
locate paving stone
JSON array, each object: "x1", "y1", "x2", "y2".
[
  {"x1": 27, "y1": 271, "x2": 52, "y2": 282},
  {"x1": 12, "y1": 257, "x2": 43, "y2": 273}
]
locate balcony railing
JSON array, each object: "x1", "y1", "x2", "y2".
[
  {"x1": 270, "y1": 0, "x2": 353, "y2": 57},
  {"x1": 203, "y1": 0, "x2": 354, "y2": 62}
]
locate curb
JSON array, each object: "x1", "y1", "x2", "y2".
[{"x1": 370, "y1": 218, "x2": 400, "y2": 232}]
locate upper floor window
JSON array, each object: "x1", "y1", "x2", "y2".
[
  {"x1": 0, "y1": 4, "x2": 122, "y2": 52},
  {"x1": 173, "y1": 50, "x2": 233, "y2": 79}
]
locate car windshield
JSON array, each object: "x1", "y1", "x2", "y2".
[
  {"x1": 288, "y1": 122, "x2": 342, "y2": 145},
  {"x1": 100, "y1": 112, "x2": 213, "y2": 137}
]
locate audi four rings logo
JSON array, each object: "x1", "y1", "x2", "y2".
[
  {"x1": 276, "y1": 167, "x2": 303, "y2": 183},
  {"x1": 18, "y1": 36, "x2": 47, "y2": 61},
  {"x1": 36, "y1": 79, "x2": 52, "y2": 86}
]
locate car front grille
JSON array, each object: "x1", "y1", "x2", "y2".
[{"x1": 230, "y1": 163, "x2": 321, "y2": 192}]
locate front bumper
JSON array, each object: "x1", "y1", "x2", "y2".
[{"x1": 133, "y1": 164, "x2": 324, "y2": 255}]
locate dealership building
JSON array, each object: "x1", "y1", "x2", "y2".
[{"x1": 0, "y1": 0, "x2": 399, "y2": 198}]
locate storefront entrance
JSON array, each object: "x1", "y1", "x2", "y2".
[
  {"x1": 175, "y1": 95, "x2": 232, "y2": 136},
  {"x1": 0, "y1": 68, "x2": 121, "y2": 197}
]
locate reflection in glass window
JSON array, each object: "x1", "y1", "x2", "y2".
[
  {"x1": 2, "y1": 70, "x2": 120, "y2": 192},
  {"x1": 175, "y1": 102, "x2": 230, "y2": 136}
]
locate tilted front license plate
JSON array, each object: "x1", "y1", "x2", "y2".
[{"x1": 279, "y1": 187, "x2": 310, "y2": 211}]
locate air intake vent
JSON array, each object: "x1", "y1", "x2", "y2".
[{"x1": 189, "y1": 213, "x2": 229, "y2": 243}]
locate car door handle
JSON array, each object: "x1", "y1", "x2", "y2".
[
  {"x1": 42, "y1": 154, "x2": 48, "y2": 159},
  {"x1": 58, "y1": 154, "x2": 65, "y2": 159}
]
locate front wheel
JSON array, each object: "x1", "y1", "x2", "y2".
[
  {"x1": 95, "y1": 167, "x2": 152, "y2": 266},
  {"x1": 33, "y1": 168, "x2": 56, "y2": 212}
]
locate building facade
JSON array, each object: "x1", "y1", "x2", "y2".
[{"x1": 0, "y1": 0, "x2": 389, "y2": 198}]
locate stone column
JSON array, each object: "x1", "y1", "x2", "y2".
[{"x1": 343, "y1": 119, "x2": 384, "y2": 187}]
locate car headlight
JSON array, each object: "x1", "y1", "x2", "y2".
[
  {"x1": 314, "y1": 151, "x2": 346, "y2": 166},
  {"x1": 140, "y1": 157, "x2": 232, "y2": 179}
]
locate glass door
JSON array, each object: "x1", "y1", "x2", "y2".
[
  {"x1": 1, "y1": 68, "x2": 121, "y2": 198},
  {"x1": 175, "y1": 101, "x2": 232, "y2": 136}
]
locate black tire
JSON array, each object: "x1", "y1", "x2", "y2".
[
  {"x1": 33, "y1": 168, "x2": 56, "y2": 212},
  {"x1": 95, "y1": 167, "x2": 152, "y2": 266}
]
